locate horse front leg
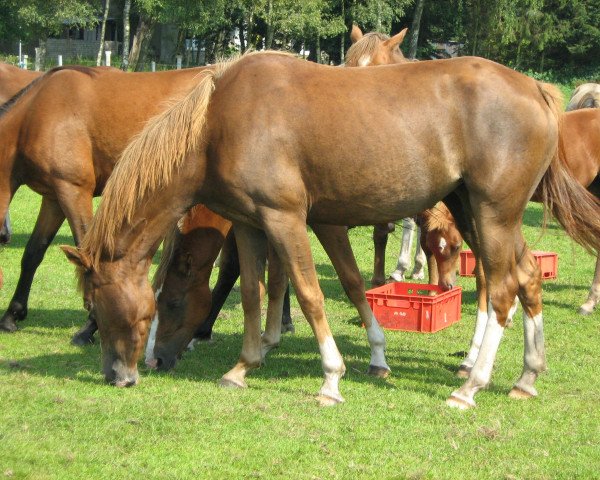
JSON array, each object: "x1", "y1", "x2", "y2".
[
  {"x1": 220, "y1": 223, "x2": 267, "y2": 389},
  {"x1": 411, "y1": 224, "x2": 426, "y2": 280},
  {"x1": 264, "y1": 213, "x2": 345, "y2": 405},
  {"x1": 579, "y1": 254, "x2": 600, "y2": 315},
  {"x1": 1, "y1": 197, "x2": 65, "y2": 332},
  {"x1": 312, "y1": 224, "x2": 390, "y2": 378}
]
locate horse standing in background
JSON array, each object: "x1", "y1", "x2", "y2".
[
  {"x1": 63, "y1": 52, "x2": 597, "y2": 410},
  {"x1": 566, "y1": 83, "x2": 600, "y2": 111},
  {"x1": 0, "y1": 65, "x2": 210, "y2": 342}
]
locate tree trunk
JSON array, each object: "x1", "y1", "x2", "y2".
[
  {"x1": 265, "y1": 0, "x2": 274, "y2": 49},
  {"x1": 408, "y1": 0, "x2": 425, "y2": 59},
  {"x1": 121, "y1": 0, "x2": 131, "y2": 71},
  {"x1": 340, "y1": 0, "x2": 345, "y2": 63},
  {"x1": 128, "y1": 15, "x2": 156, "y2": 71},
  {"x1": 238, "y1": 17, "x2": 246, "y2": 53},
  {"x1": 96, "y1": 0, "x2": 110, "y2": 66}
]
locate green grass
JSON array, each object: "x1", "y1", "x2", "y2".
[{"x1": 1, "y1": 187, "x2": 600, "y2": 479}]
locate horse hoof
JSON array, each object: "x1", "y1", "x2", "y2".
[
  {"x1": 508, "y1": 387, "x2": 536, "y2": 400},
  {"x1": 219, "y1": 377, "x2": 247, "y2": 389},
  {"x1": 0, "y1": 316, "x2": 18, "y2": 333},
  {"x1": 316, "y1": 394, "x2": 344, "y2": 407},
  {"x1": 578, "y1": 306, "x2": 593, "y2": 316},
  {"x1": 71, "y1": 333, "x2": 95, "y2": 346},
  {"x1": 281, "y1": 323, "x2": 295, "y2": 334},
  {"x1": 446, "y1": 394, "x2": 475, "y2": 410},
  {"x1": 456, "y1": 365, "x2": 471, "y2": 379},
  {"x1": 367, "y1": 365, "x2": 391, "y2": 378}
]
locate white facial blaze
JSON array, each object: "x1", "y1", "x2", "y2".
[
  {"x1": 358, "y1": 55, "x2": 371, "y2": 67},
  {"x1": 144, "y1": 286, "x2": 162, "y2": 366},
  {"x1": 439, "y1": 237, "x2": 447, "y2": 253}
]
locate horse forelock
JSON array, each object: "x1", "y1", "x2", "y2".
[
  {"x1": 345, "y1": 32, "x2": 391, "y2": 67},
  {"x1": 424, "y1": 203, "x2": 455, "y2": 232}
]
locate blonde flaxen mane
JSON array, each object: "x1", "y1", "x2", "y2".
[{"x1": 80, "y1": 50, "x2": 293, "y2": 268}]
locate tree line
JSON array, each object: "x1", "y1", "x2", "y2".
[{"x1": 1, "y1": 0, "x2": 599, "y2": 73}]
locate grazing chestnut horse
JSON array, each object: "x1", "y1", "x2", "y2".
[
  {"x1": 0, "y1": 65, "x2": 211, "y2": 340},
  {"x1": 145, "y1": 206, "x2": 293, "y2": 371},
  {"x1": 566, "y1": 83, "x2": 600, "y2": 111},
  {"x1": 64, "y1": 52, "x2": 600, "y2": 409}
]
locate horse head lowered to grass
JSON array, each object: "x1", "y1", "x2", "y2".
[{"x1": 64, "y1": 51, "x2": 600, "y2": 408}]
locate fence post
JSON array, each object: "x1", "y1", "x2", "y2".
[
  {"x1": 57, "y1": 55, "x2": 63, "y2": 66},
  {"x1": 151, "y1": 61, "x2": 156, "y2": 72},
  {"x1": 34, "y1": 48, "x2": 41, "y2": 71},
  {"x1": 105, "y1": 50, "x2": 111, "y2": 67},
  {"x1": 176, "y1": 55, "x2": 182, "y2": 70},
  {"x1": 21, "y1": 55, "x2": 28, "y2": 69}
]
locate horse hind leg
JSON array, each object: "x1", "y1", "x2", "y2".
[
  {"x1": 389, "y1": 218, "x2": 415, "y2": 282},
  {"x1": 509, "y1": 245, "x2": 546, "y2": 400},
  {"x1": 579, "y1": 255, "x2": 600, "y2": 315},
  {"x1": 1, "y1": 198, "x2": 65, "y2": 332},
  {"x1": 446, "y1": 204, "x2": 520, "y2": 409}
]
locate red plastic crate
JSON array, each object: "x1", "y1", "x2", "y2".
[
  {"x1": 365, "y1": 282, "x2": 462, "y2": 333},
  {"x1": 459, "y1": 250, "x2": 558, "y2": 280}
]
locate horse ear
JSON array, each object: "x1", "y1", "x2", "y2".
[
  {"x1": 384, "y1": 28, "x2": 408, "y2": 50},
  {"x1": 350, "y1": 24, "x2": 363, "y2": 44},
  {"x1": 61, "y1": 245, "x2": 92, "y2": 270}
]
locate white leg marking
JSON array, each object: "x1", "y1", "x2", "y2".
[
  {"x1": 390, "y1": 218, "x2": 415, "y2": 281},
  {"x1": 366, "y1": 315, "x2": 390, "y2": 371},
  {"x1": 512, "y1": 311, "x2": 545, "y2": 397},
  {"x1": 461, "y1": 309, "x2": 488, "y2": 370},
  {"x1": 144, "y1": 286, "x2": 162, "y2": 368},
  {"x1": 318, "y1": 335, "x2": 345, "y2": 404},
  {"x1": 449, "y1": 307, "x2": 505, "y2": 408},
  {"x1": 411, "y1": 226, "x2": 426, "y2": 280}
]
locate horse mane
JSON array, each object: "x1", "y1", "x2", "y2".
[
  {"x1": 80, "y1": 50, "x2": 292, "y2": 268},
  {"x1": 345, "y1": 32, "x2": 390, "y2": 67},
  {"x1": 423, "y1": 202, "x2": 455, "y2": 232},
  {"x1": 0, "y1": 74, "x2": 44, "y2": 118}
]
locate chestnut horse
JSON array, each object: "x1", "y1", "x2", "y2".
[
  {"x1": 566, "y1": 83, "x2": 600, "y2": 111},
  {"x1": 145, "y1": 26, "x2": 414, "y2": 371},
  {"x1": 65, "y1": 52, "x2": 600, "y2": 409},
  {"x1": 0, "y1": 65, "x2": 210, "y2": 340},
  {"x1": 0, "y1": 63, "x2": 42, "y2": 104},
  {"x1": 145, "y1": 205, "x2": 293, "y2": 371}
]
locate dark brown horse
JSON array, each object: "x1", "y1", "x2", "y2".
[
  {"x1": 64, "y1": 52, "x2": 600, "y2": 409},
  {"x1": 0, "y1": 65, "x2": 208, "y2": 340}
]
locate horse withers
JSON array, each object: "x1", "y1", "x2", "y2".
[{"x1": 64, "y1": 52, "x2": 600, "y2": 409}]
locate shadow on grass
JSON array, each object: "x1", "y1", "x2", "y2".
[{"x1": 1, "y1": 233, "x2": 74, "y2": 249}]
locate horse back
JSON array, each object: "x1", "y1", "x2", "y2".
[{"x1": 204, "y1": 54, "x2": 558, "y2": 225}]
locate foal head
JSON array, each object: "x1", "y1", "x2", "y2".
[
  {"x1": 422, "y1": 203, "x2": 463, "y2": 290},
  {"x1": 346, "y1": 25, "x2": 409, "y2": 67},
  {"x1": 62, "y1": 246, "x2": 155, "y2": 387}
]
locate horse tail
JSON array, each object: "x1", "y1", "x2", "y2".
[
  {"x1": 82, "y1": 68, "x2": 219, "y2": 265},
  {"x1": 537, "y1": 81, "x2": 600, "y2": 253}
]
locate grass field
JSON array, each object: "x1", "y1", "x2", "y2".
[{"x1": 1, "y1": 185, "x2": 600, "y2": 479}]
